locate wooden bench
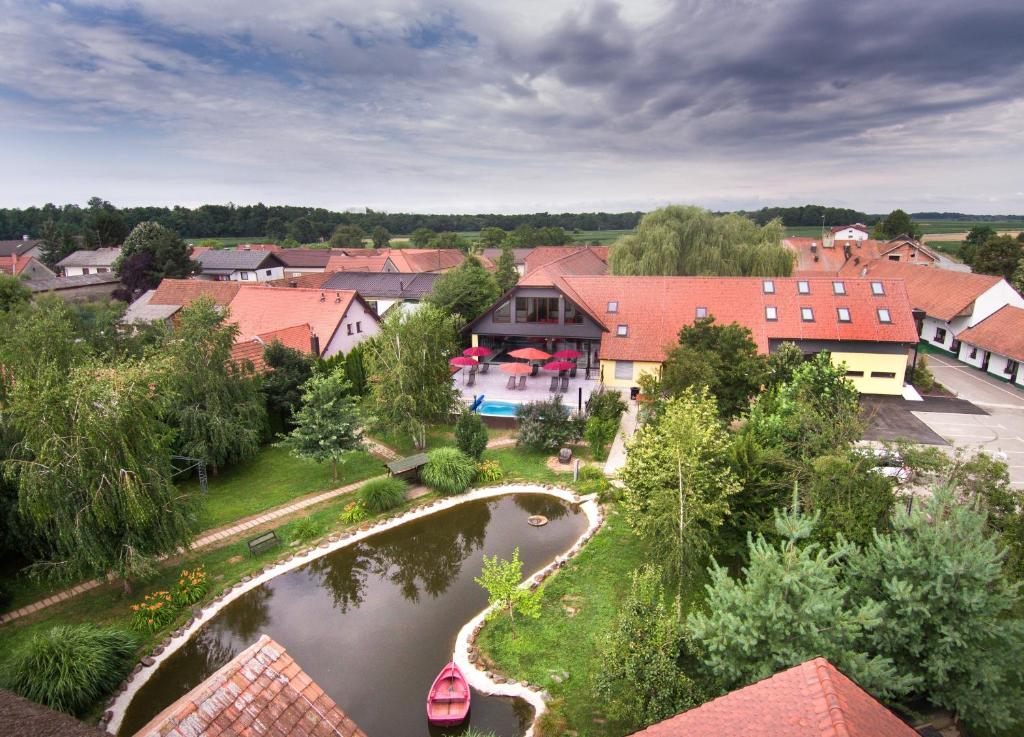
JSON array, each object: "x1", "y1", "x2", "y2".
[
  {"x1": 246, "y1": 530, "x2": 280, "y2": 557},
  {"x1": 386, "y1": 453, "x2": 429, "y2": 481}
]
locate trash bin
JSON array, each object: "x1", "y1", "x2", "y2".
[{"x1": 630, "y1": 386, "x2": 640, "y2": 400}]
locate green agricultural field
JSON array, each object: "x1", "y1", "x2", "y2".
[{"x1": 184, "y1": 236, "x2": 267, "y2": 248}]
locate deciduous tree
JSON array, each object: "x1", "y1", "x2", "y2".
[
  {"x1": 427, "y1": 255, "x2": 500, "y2": 323},
  {"x1": 371, "y1": 225, "x2": 391, "y2": 248},
  {"x1": 454, "y1": 409, "x2": 488, "y2": 459},
  {"x1": 495, "y1": 239, "x2": 519, "y2": 293},
  {"x1": 410, "y1": 227, "x2": 435, "y2": 247},
  {"x1": 475, "y1": 547, "x2": 541, "y2": 633},
  {"x1": 0, "y1": 273, "x2": 30, "y2": 313},
  {"x1": 115, "y1": 221, "x2": 199, "y2": 298},
  {"x1": 330, "y1": 224, "x2": 366, "y2": 248},
  {"x1": 870, "y1": 209, "x2": 922, "y2": 240},
  {"x1": 971, "y1": 234, "x2": 1023, "y2": 279},
  {"x1": 261, "y1": 341, "x2": 314, "y2": 427},
  {"x1": 479, "y1": 227, "x2": 506, "y2": 248},
  {"x1": 278, "y1": 369, "x2": 363, "y2": 482}
]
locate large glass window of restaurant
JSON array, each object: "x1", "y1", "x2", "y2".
[
  {"x1": 494, "y1": 300, "x2": 511, "y2": 323},
  {"x1": 515, "y1": 296, "x2": 560, "y2": 323},
  {"x1": 564, "y1": 301, "x2": 584, "y2": 324}
]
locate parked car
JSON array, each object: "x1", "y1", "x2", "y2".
[{"x1": 855, "y1": 446, "x2": 912, "y2": 484}]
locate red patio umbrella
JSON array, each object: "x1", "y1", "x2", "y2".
[
  {"x1": 449, "y1": 357, "x2": 477, "y2": 367},
  {"x1": 499, "y1": 362, "x2": 533, "y2": 375},
  {"x1": 463, "y1": 346, "x2": 492, "y2": 357},
  {"x1": 542, "y1": 360, "x2": 576, "y2": 372},
  {"x1": 552, "y1": 349, "x2": 582, "y2": 359},
  {"x1": 508, "y1": 347, "x2": 551, "y2": 361}
]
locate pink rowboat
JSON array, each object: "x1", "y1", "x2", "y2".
[{"x1": 426, "y1": 661, "x2": 471, "y2": 726}]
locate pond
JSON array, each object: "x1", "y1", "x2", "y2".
[{"x1": 117, "y1": 493, "x2": 586, "y2": 737}]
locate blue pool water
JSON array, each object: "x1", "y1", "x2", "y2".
[{"x1": 475, "y1": 399, "x2": 521, "y2": 417}]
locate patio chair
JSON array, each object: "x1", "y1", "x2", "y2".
[
  {"x1": 549, "y1": 376, "x2": 559, "y2": 392},
  {"x1": 518, "y1": 376, "x2": 527, "y2": 391},
  {"x1": 506, "y1": 375, "x2": 516, "y2": 390},
  {"x1": 559, "y1": 376, "x2": 569, "y2": 392},
  {"x1": 480, "y1": 362, "x2": 490, "y2": 374},
  {"x1": 569, "y1": 365, "x2": 577, "y2": 378},
  {"x1": 466, "y1": 372, "x2": 476, "y2": 388},
  {"x1": 469, "y1": 363, "x2": 478, "y2": 374}
]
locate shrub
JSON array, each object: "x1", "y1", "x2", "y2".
[
  {"x1": 584, "y1": 416, "x2": 618, "y2": 460},
  {"x1": 515, "y1": 395, "x2": 582, "y2": 452},
  {"x1": 291, "y1": 516, "x2": 325, "y2": 542},
  {"x1": 911, "y1": 354, "x2": 937, "y2": 393},
  {"x1": 174, "y1": 565, "x2": 208, "y2": 606},
  {"x1": 358, "y1": 476, "x2": 408, "y2": 513},
  {"x1": 588, "y1": 389, "x2": 627, "y2": 423},
  {"x1": 422, "y1": 447, "x2": 477, "y2": 495},
  {"x1": 130, "y1": 590, "x2": 177, "y2": 633},
  {"x1": 475, "y1": 459, "x2": 503, "y2": 484},
  {"x1": 455, "y1": 410, "x2": 489, "y2": 459},
  {"x1": 576, "y1": 465, "x2": 615, "y2": 501},
  {"x1": 340, "y1": 500, "x2": 367, "y2": 525},
  {"x1": 3, "y1": 624, "x2": 137, "y2": 715}
]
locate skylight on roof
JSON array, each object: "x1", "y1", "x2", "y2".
[
  {"x1": 837, "y1": 307, "x2": 851, "y2": 322},
  {"x1": 607, "y1": 300, "x2": 618, "y2": 313},
  {"x1": 616, "y1": 324, "x2": 628, "y2": 336},
  {"x1": 871, "y1": 281, "x2": 885, "y2": 295},
  {"x1": 695, "y1": 306, "x2": 708, "y2": 319},
  {"x1": 877, "y1": 308, "x2": 892, "y2": 324},
  {"x1": 798, "y1": 280, "x2": 810, "y2": 294},
  {"x1": 765, "y1": 306, "x2": 778, "y2": 321},
  {"x1": 763, "y1": 280, "x2": 775, "y2": 294},
  {"x1": 801, "y1": 307, "x2": 814, "y2": 322},
  {"x1": 833, "y1": 281, "x2": 846, "y2": 295}
]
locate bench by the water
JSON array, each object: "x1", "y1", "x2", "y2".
[
  {"x1": 387, "y1": 453, "x2": 429, "y2": 481},
  {"x1": 246, "y1": 530, "x2": 280, "y2": 557}
]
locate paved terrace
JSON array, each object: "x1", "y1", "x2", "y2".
[{"x1": 456, "y1": 364, "x2": 599, "y2": 409}]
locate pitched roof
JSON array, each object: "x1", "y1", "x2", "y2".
[
  {"x1": 482, "y1": 247, "x2": 532, "y2": 265},
  {"x1": 324, "y1": 253, "x2": 392, "y2": 273},
  {"x1": 225, "y1": 286, "x2": 361, "y2": 354},
  {"x1": 785, "y1": 237, "x2": 885, "y2": 275},
  {"x1": 629, "y1": 658, "x2": 918, "y2": 737},
  {"x1": 321, "y1": 271, "x2": 440, "y2": 298},
  {"x1": 230, "y1": 324, "x2": 314, "y2": 372},
  {"x1": 557, "y1": 275, "x2": 918, "y2": 362},
  {"x1": 831, "y1": 223, "x2": 869, "y2": 234},
  {"x1": 524, "y1": 246, "x2": 609, "y2": 275},
  {"x1": 0, "y1": 254, "x2": 48, "y2": 276},
  {"x1": 56, "y1": 247, "x2": 121, "y2": 268},
  {"x1": 135, "y1": 635, "x2": 367, "y2": 737},
  {"x1": 122, "y1": 289, "x2": 182, "y2": 324},
  {"x1": 955, "y1": 305, "x2": 1024, "y2": 361},
  {"x1": 150, "y1": 278, "x2": 242, "y2": 308},
  {"x1": 24, "y1": 272, "x2": 120, "y2": 292},
  {"x1": 0, "y1": 240, "x2": 41, "y2": 258},
  {"x1": 859, "y1": 260, "x2": 1003, "y2": 321},
  {"x1": 519, "y1": 248, "x2": 609, "y2": 286},
  {"x1": 274, "y1": 249, "x2": 333, "y2": 268},
  {"x1": 0, "y1": 689, "x2": 107, "y2": 737},
  {"x1": 269, "y1": 272, "x2": 337, "y2": 289},
  {"x1": 196, "y1": 249, "x2": 284, "y2": 273},
  {"x1": 234, "y1": 243, "x2": 282, "y2": 251}
]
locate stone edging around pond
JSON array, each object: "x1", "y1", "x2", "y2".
[
  {"x1": 454, "y1": 491, "x2": 603, "y2": 737},
  {"x1": 102, "y1": 483, "x2": 603, "y2": 736}
]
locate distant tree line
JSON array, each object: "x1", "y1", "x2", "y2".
[
  {"x1": 0, "y1": 198, "x2": 644, "y2": 241},
  {"x1": 741, "y1": 205, "x2": 876, "y2": 227}
]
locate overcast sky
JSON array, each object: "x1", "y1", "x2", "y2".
[{"x1": 1, "y1": 0, "x2": 1023, "y2": 214}]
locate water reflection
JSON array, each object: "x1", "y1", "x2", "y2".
[{"x1": 119, "y1": 494, "x2": 584, "y2": 737}]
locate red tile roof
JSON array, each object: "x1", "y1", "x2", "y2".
[
  {"x1": 226, "y1": 286, "x2": 361, "y2": 355},
  {"x1": 230, "y1": 323, "x2": 315, "y2": 372},
  {"x1": 785, "y1": 237, "x2": 886, "y2": 275},
  {"x1": 955, "y1": 305, "x2": 1024, "y2": 362},
  {"x1": 520, "y1": 248, "x2": 609, "y2": 287},
  {"x1": 524, "y1": 246, "x2": 609, "y2": 275},
  {"x1": 324, "y1": 248, "x2": 481, "y2": 274},
  {"x1": 234, "y1": 243, "x2": 282, "y2": 251},
  {"x1": 268, "y1": 272, "x2": 337, "y2": 289},
  {"x1": 859, "y1": 260, "x2": 1002, "y2": 321},
  {"x1": 629, "y1": 658, "x2": 918, "y2": 737},
  {"x1": 135, "y1": 635, "x2": 367, "y2": 737},
  {"x1": 558, "y1": 275, "x2": 918, "y2": 362},
  {"x1": 150, "y1": 278, "x2": 242, "y2": 308}
]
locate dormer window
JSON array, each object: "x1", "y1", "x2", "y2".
[
  {"x1": 877, "y1": 308, "x2": 892, "y2": 324},
  {"x1": 871, "y1": 281, "x2": 885, "y2": 295},
  {"x1": 616, "y1": 324, "x2": 628, "y2": 336},
  {"x1": 797, "y1": 280, "x2": 810, "y2": 294},
  {"x1": 832, "y1": 281, "x2": 846, "y2": 295},
  {"x1": 695, "y1": 306, "x2": 708, "y2": 319},
  {"x1": 801, "y1": 307, "x2": 814, "y2": 322},
  {"x1": 837, "y1": 307, "x2": 851, "y2": 323},
  {"x1": 765, "y1": 306, "x2": 778, "y2": 321},
  {"x1": 607, "y1": 301, "x2": 618, "y2": 313},
  {"x1": 763, "y1": 280, "x2": 775, "y2": 294}
]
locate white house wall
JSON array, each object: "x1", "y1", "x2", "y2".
[
  {"x1": 323, "y1": 299, "x2": 380, "y2": 357},
  {"x1": 957, "y1": 343, "x2": 1024, "y2": 386},
  {"x1": 971, "y1": 280, "x2": 1024, "y2": 327},
  {"x1": 232, "y1": 266, "x2": 285, "y2": 282},
  {"x1": 833, "y1": 228, "x2": 868, "y2": 241}
]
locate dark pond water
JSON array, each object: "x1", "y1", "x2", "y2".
[{"x1": 118, "y1": 494, "x2": 585, "y2": 737}]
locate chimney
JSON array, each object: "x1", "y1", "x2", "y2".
[
  {"x1": 310, "y1": 333, "x2": 320, "y2": 356},
  {"x1": 843, "y1": 244, "x2": 852, "y2": 261},
  {"x1": 860, "y1": 266, "x2": 868, "y2": 277},
  {"x1": 10, "y1": 254, "x2": 17, "y2": 273},
  {"x1": 810, "y1": 242, "x2": 817, "y2": 253},
  {"x1": 335, "y1": 292, "x2": 342, "y2": 303},
  {"x1": 289, "y1": 280, "x2": 298, "y2": 288},
  {"x1": 319, "y1": 292, "x2": 326, "y2": 302}
]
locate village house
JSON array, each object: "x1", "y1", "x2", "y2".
[
  {"x1": 0, "y1": 252, "x2": 55, "y2": 280},
  {"x1": 954, "y1": 305, "x2": 1024, "y2": 386},
  {"x1": 193, "y1": 249, "x2": 286, "y2": 282},
  {"x1": 324, "y1": 248, "x2": 492, "y2": 274},
  {"x1": 56, "y1": 246, "x2": 121, "y2": 276},
  {"x1": 0, "y1": 237, "x2": 44, "y2": 262},
  {"x1": 823, "y1": 222, "x2": 870, "y2": 245},
  {"x1": 481, "y1": 246, "x2": 532, "y2": 274},
  {"x1": 860, "y1": 260, "x2": 1024, "y2": 355},
  {"x1": 24, "y1": 272, "x2": 120, "y2": 303},
  {"x1": 786, "y1": 230, "x2": 950, "y2": 276}
]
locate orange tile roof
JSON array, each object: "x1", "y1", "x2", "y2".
[
  {"x1": 230, "y1": 323, "x2": 314, "y2": 372},
  {"x1": 268, "y1": 272, "x2": 337, "y2": 289},
  {"x1": 630, "y1": 658, "x2": 918, "y2": 737},
  {"x1": 859, "y1": 260, "x2": 1002, "y2": 321},
  {"x1": 524, "y1": 246, "x2": 608, "y2": 275},
  {"x1": 135, "y1": 635, "x2": 367, "y2": 737},
  {"x1": 324, "y1": 253, "x2": 391, "y2": 273},
  {"x1": 150, "y1": 278, "x2": 241, "y2": 308},
  {"x1": 785, "y1": 237, "x2": 885, "y2": 275},
  {"x1": 558, "y1": 275, "x2": 918, "y2": 362},
  {"x1": 225, "y1": 286, "x2": 359, "y2": 355},
  {"x1": 519, "y1": 248, "x2": 609, "y2": 287},
  {"x1": 955, "y1": 305, "x2": 1024, "y2": 362}
]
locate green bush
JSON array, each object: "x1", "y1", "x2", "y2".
[
  {"x1": 584, "y1": 416, "x2": 618, "y2": 461},
  {"x1": 475, "y1": 459, "x2": 503, "y2": 484},
  {"x1": 340, "y1": 500, "x2": 367, "y2": 525},
  {"x1": 291, "y1": 516, "x2": 325, "y2": 542},
  {"x1": 422, "y1": 447, "x2": 477, "y2": 495},
  {"x1": 911, "y1": 354, "x2": 937, "y2": 393},
  {"x1": 358, "y1": 476, "x2": 408, "y2": 513},
  {"x1": 455, "y1": 410, "x2": 489, "y2": 459},
  {"x1": 576, "y1": 466, "x2": 615, "y2": 501},
  {"x1": 588, "y1": 389, "x2": 627, "y2": 423},
  {"x1": 3, "y1": 625, "x2": 137, "y2": 715},
  {"x1": 516, "y1": 395, "x2": 583, "y2": 452}
]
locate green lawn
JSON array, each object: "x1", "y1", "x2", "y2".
[{"x1": 191, "y1": 446, "x2": 385, "y2": 529}]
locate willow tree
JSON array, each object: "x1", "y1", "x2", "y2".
[
  {"x1": 162, "y1": 298, "x2": 266, "y2": 472},
  {"x1": 7, "y1": 358, "x2": 197, "y2": 591},
  {"x1": 363, "y1": 304, "x2": 460, "y2": 450},
  {"x1": 608, "y1": 205, "x2": 792, "y2": 276}
]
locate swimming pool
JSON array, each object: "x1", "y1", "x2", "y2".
[{"x1": 475, "y1": 399, "x2": 521, "y2": 417}]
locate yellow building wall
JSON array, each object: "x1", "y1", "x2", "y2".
[
  {"x1": 830, "y1": 351, "x2": 907, "y2": 395},
  {"x1": 599, "y1": 360, "x2": 662, "y2": 388}
]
